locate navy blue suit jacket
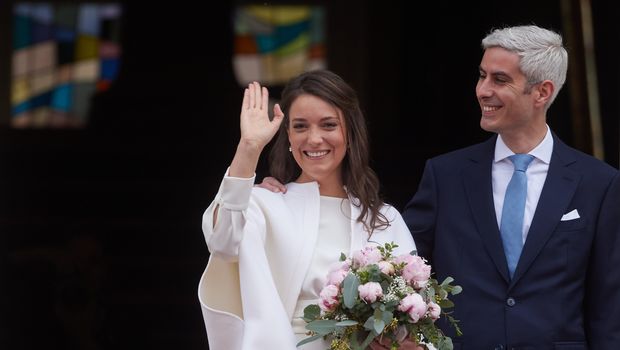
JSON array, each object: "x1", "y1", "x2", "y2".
[{"x1": 402, "y1": 134, "x2": 620, "y2": 350}]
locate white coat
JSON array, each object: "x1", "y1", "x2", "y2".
[{"x1": 198, "y1": 173, "x2": 416, "y2": 350}]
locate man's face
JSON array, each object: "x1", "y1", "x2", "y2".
[{"x1": 476, "y1": 47, "x2": 539, "y2": 136}]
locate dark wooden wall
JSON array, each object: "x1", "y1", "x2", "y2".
[{"x1": 1, "y1": 1, "x2": 617, "y2": 349}]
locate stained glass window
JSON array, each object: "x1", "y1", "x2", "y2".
[
  {"x1": 11, "y1": 3, "x2": 122, "y2": 128},
  {"x1": 232, "y1": 5, "x2": 326, "y2": 86}
]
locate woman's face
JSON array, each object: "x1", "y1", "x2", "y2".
[{"x1": 287, "y1": 94, "x2": 347, "y2": 187}]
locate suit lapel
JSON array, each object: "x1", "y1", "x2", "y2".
[
  {"x1": 510, "y1": 136, "x2": 580, "y2": 287},
  {"x1": 463, "y1": 137, "x2": 511, "y2": 284}
]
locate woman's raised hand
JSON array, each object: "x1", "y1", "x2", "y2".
[
  {"x1": 239, "y1": 81, "x2": 284, "y2": 150},
  {"x1": 228, "y1": 82, "x2": 284, "y2": 178}
]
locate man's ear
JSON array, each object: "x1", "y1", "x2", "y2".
[{"x1": 535, "y1": 80, "x2": 555, "y2": 107}]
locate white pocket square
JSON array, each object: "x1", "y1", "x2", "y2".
[{"x1": 561, "y1": 209, "x2": 580, "y2": 221}]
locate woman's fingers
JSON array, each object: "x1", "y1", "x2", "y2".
[
  {"x1": 261, "y1": 86, "x2": 269, "y2": 111},
  {"x1": 241, "y1": 88, "x2": 249, "y2": 111},
  {"x1": 245, "y1": 82, "x2": 269, "y2": 111},
  {"x1": 257, "y1": 176, "x2": 287, "y2": 193},
  {"x1": 273, "y1": 103, "x2": 284, "y2": 119},
  {"x1": 272, "y1": 103, "x2": 284, "y2": 128},
  {"x1": 253, "y1": 81, "x2": 261, "y2": 108},
  {"x1": 247, "y1": 83, "x2": 255, "y2": 109}
]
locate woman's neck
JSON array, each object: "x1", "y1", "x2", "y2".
[
  {"x1": 318, "y1": 183, "x2": 347, "y2": 198},
  {"x1": 296, "y1": 173, "x2": 347, "y2": 198}
]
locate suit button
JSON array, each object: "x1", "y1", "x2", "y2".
[{"x1": 506, "y1": 297, "x2": 516, "y2": 306}]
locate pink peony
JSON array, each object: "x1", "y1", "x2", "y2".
[
  {"x1": 326, "y1": 261, "x2": 350, "y2": 286},
  {"x1": 358, "y1": 282, "x2": 383, "y2": 303},
  {"x1": 319, "y1": 285, "x2": 340, "y2": 312},
  {"x1": 377, "y1": 260, "x2": 395, "y2": 275},
  {"x1": 427, "y1": 301, "x2": 441, "y2": 321},
  {"x1": 396, "y1": 254, "x2": 431, "y2": 289},
  {"x1": 352, "y1": 246, "x2": 382, "y2": 268},
  {"x1": 398, "y1": 293, "x2": 428, "y2": 323}
]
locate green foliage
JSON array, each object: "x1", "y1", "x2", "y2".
[
  {"x1": 343, "y1": 274, "x2": 360, "y2": 309},
  {"x1": 303, "y1": 304, "x2": 321, "y2": 322},
  {"x1": 306, "y1": 319, "x2": 338, "y2": 335},
  {"x1": 297, "y1": 242, "x2": 463, "y2": 350}
]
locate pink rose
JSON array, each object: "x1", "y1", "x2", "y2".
[
  {"x1": 326, "y1": 261, "x2": 350, "y2": 286},
  {"x1": 353, "y1": 246, "x2": 382, "y2": 268},
  {"x1": 377, "y1": 261, "x2": 395, "y2": 275},
  {"x1": 319, "y1": 285, "x2": 340, "y2": 312},
  {"x1": 398, "y1": 293, "x2": 427, "y2": 323},
  {"x1": 358, "y1": 282, "x2": 383, "y2": 303},
  {"x1": 396, "y1": 254, "x2": 431, "y2": 289},
  {"x1": 427, "y1": 301, "x2": 441, "y2": 321}
]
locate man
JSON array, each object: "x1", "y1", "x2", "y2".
[{"x1": 402, "y1": 25, "x2": 620, "y2": 349}]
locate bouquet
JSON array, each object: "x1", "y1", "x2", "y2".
[{"x1": 297, "y1": 242, "x2": 462, "y2": 350}]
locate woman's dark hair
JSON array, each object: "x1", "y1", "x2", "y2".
[{"x1": 269, "y1": 70, "x2": 389, "y2": 233}]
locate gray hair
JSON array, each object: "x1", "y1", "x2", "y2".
[{"x1": 482, "y1": 25, "x2": 568, "y2": 108}]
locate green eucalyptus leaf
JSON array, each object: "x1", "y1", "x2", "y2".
[
  {"x1": 363, "y1": 316, "x2": 376, "y2": 333},
  {"x1": 381, "y1": 310, "x2": 393, "y2": 325},
  {"x1": 343, "y1": 274, "x2": 360, "y2": 309},
  {"x1": 437, "y1": 335, "x2": 454, "y2": 350},
  {"x1": 363, "y1": 309, "x2": 385, "y2": 335},
  {"x1": 440, "y1": 276, "x2": 454, "y2": 286},
  {"x1": 451, "y1": 285, "x2": 463, "y2": 295},
  {"x1": 302, "y1": 304, "x2": 321, "y2": 322},
  {"x1": 438, "y1": 299, "x2": 455, "y2": 308},
  {"x1": 335, "y1": 320, "x2": 359, "y2": 327},
  {"x1": 373, "y1": 318, "x2": 385, "y2": 335},
  {"x1": 296, "y1": 334, "x2": 324, "y2": 347},
  {"x1": 305, "y1": 319, "x2": 338, "y2": 335}
]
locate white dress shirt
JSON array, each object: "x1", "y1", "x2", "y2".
[{"x1": 492, "y1": 126, "x2": 553, "y2": 244}]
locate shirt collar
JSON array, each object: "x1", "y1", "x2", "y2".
[{"x1": 494, "y1": 125, "x2": 553, "y2": 164}]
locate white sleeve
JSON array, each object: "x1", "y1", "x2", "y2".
[{"x1": 202, "y1": 169, "x2": 266, "y2": 262}]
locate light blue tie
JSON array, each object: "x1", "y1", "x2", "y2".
[{"x1": 500, "y1": 154, "x2": 534, "y2": 279}]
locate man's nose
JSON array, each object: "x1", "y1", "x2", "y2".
[{"x1": 476, "y1": 78, "x2": 492, "y2": 98}]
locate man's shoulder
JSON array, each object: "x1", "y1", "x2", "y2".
[{"x1": 553, "y1": 136, "x2": 618, "y2": 178}]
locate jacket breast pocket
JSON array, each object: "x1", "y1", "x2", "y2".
[
  {"x1": 553, "y1": 341, "x2": 587, "y2": 349},
  {"x1": 555, "y1": 217, "x2": 587, "y2": 232}
]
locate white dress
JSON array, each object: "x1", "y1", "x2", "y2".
[
  {"x1": 199, "y1": 173, "x2": 417, "y2": 350},
  {"x1": 293, "y1": 196, "x2": 351, "y2": 349}
]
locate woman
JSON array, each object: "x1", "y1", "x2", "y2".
[{"x1": 198, "y1": 70, "x2": 419, "y2": 349}]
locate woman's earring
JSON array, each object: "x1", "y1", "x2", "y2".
[{"x1": 288, "y1": 147, "x2": 292, "y2": 152}]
